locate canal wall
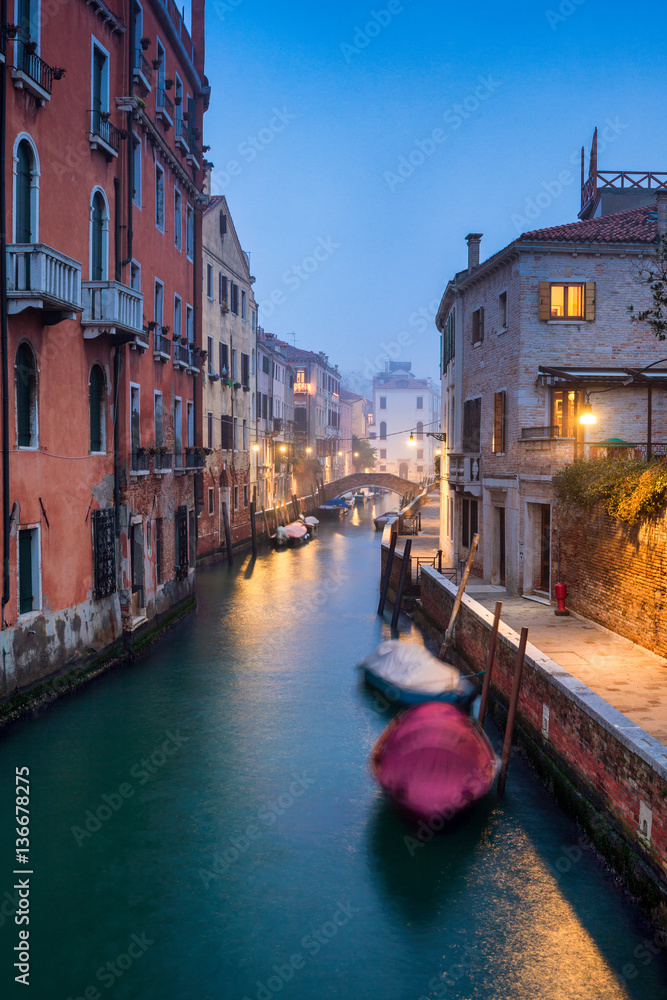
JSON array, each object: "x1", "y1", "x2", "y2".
[
  {"x1": 196, "y1": 492, "x2": 321, "y2": 565},
  {"x1": 383, "y1": 542, "x2": 667, "y2": 921}
]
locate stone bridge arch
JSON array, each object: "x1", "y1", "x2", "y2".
[{"x1": 322, "y1": 473, "x2": 417, "y2": 502}]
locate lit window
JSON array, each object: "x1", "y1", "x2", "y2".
[{"x1": 550, "y1": 284, "x2": 584, "y2": 319}]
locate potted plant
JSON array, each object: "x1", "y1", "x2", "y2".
[
  {"x1": 147, "y1": 320, "x2": 158, "y2": 331},
  {"x1": 25, "y1": 40, "x2": 37, "y2": 54},
  {"x1": 140, "y1": 36, "x2": 151, "y2": 50},
  {"x1": 165, "y1": 78, "x2": 174, "y2": 90},
  {"x1": 52, "y1": 67, "x2": 66, "y2": 80},
  {"x1": 233, "y1": 381, "x2": 242, "y2": 390},
  {"x1": 174, "y1": 95, "x2": 182, "y2": 106},
  {"x1": 136, "y1": 97, "x2": 146, "y2": 110},
  {"x1": 152, "y1": 57, "x2": 162, "y2": 70},
  {"x1": 147, "y1": 445, "x2": 159, "y2": 456},
  {"x1": 4, "y1": 24, "x2": 18, "y2": 38},
  {"x1": 99, "y1": 111, "x2": 110, "y2": 122}
]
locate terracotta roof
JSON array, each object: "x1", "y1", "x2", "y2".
[
  {"x1": 520, "y1": 204, "x2": 658, "y2": 244},
  {"x1": 203, "y1": 194, "x2": 224, "y2": 215}
]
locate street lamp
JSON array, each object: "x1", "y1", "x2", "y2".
[
  {"x1": 306, "y1": 447, "x2": 312, "y2": 455},
  {"x1": 579, "y1": 398, "x2": 596, "y2": 425},
  {"x1": 408, "y1": 432, "x2": 416, "y2": 446}
]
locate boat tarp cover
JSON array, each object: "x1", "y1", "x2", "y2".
[
  {"x1": 372, "y1": 702, "x2": 497, "y2": 819},
  {"x1": 360, "y1": 641, "x2": 460, "y2": 695},
  {"x1": 284, "y1": 521, "x2": 308, "y2": 539}
]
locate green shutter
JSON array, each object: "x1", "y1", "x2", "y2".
[
  {"x1": 91, "y1": 194, "x2": 104, "y2": 281},
  {"x1": 89, "y1": 366, "x2": 103, "y2": 452},
  {"x1": 19, "y1": 529, "x2": 34, "y2": 614},
  {"x1": 16, "y1": 344, "x2": 34, "y2": 447},
  {"x1": 16, "y1": 142, "x2": 33, "y2": 244}
]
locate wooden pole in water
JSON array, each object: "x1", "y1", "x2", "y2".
[
  {"x1": 262, "y1": 505, "x2": 270, "y2": 540},
  {"x1": 312, "y1": 484, "x2": 318, "y2": 511},
  {"x1": 497, "y1": 626, "x2": 528, "y2": 796},
  {"x1": 439, "y1": 533, "x2": 479, "y2": 660},
  {"x1": 293, "y1": 494, "x2": 300, "y2": 519},
  {"x1": 221, "y1": 501, "x2": 234, "y2": 566},
  {"x1": 478, "y1": 601, "x2": 502, "y2": 726},
  {"x1": 391, "y1": 538, "x2": 412, "y2": 630},
  {"x1": 282, "y1": 498, "x2": 289, "y2": 524},
  {"x1": 250, "y1": 501, "x2": 258, "y2": 556},
  {"x1": 377, "y1": 531, "x2": 397, "y2": 615}
]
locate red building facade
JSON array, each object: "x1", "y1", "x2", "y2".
[{"x1": 0, "y1": 0, "x2": 207, "y2": 697}]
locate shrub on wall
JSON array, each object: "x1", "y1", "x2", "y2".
[{"x1": 553, "y1": 458, "x2": 667, "y2": 524}]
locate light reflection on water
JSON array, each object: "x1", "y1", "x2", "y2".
[{"x1": 0, "y1": 495, "x2": 664, "y2": 999}]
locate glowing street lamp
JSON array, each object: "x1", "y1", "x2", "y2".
[
  {"x1": 579, "y1": 398, "x2": 596, "y2": 425},
  {"x1": 306, "y1": 447, "x2": 312, "y2": 455},
  {"x1": 408, "y1": 432, "x2": 416, "y2": 446}
]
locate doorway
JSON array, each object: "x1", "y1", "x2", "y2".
[
  {"x1": 399, "y1": 463, "x2": 408, "y2": 479},
  {"x1": 130, "y1": 521, "x2": 144, "y2": 617},
  {"x1": 538, "y1": 504, "x2": 551, "y2": 593},
  {"x1": 494, "y1": 507, "x2": 506, "y2": 587}
]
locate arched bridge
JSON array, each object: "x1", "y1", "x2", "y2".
[{"x1": 323, "y1": 473, "x2": 418, "y2": 502}]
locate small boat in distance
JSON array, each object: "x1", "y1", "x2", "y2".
[
  {"x1": 272, "y1": 521, "x2": 309, "y2": 546},
  {"x1": 359, "y1": 641, "x2": 475, "y2": 709},
  {"x1": 317, "y1": 504, "x2": 346, "y2": 519},
  {"x1": 371, "y1": 702, "x2": 498, "y2": 823},
  {"x1": 374, "y1": 511, "x2": 398, "y2": 531}
]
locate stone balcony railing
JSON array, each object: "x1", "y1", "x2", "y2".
[
  {"x1": 81, "y1": 281, "x2": 143, "y2": 340},
  {"x1": 447, "y1": 453, "x2": 481, "y2": 490},
  {"x1": 7, "y1": 244, "x2": 81, "y2": 320}
]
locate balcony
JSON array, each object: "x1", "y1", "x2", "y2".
[
  {"x1": 153, "y1": 329, "x2": 171, "y2": 362},
  {"x1": 81, "y1": 281, "x2": 143, "y2": 340},
  {"x1": 132, "y1": 48, "x2": 151, "y2": 91},
  {"x1": 7, "y1": 244, "x2": 81, "y2": 321},
  {"x1": 175, "y1": 117, "x2": 189, "y2": 153},
  {"x1": 130, "y1": 450, "x2": 150, "y2": 474},
  {"x1": 89, "y1": 111, "x2": 124, "y2": 160},
  {"x1": 156, "y1": 87, "x2": 174, "y2": 128},
  {"x1": 174, "y1": 448, "x2": 185, "y2": 471},
  {"x1": 173, "y1": 343, "x2": 190, "y2": 370},
  {"x1": 154, "y1": 450, "x2": 173, "y2": 472},
  {"x1": 12, "y1": 40, "x2": 53, "y2": 104},
  {"x1": 187, "y1": 348, "x2": 201, "y2": 374},
  {"x1": 270, "y1": 418, "x2": 283, "y2": 436},
  {"x1": 185, "y1": 448, "x2": 205, "y2": 470},
  {"x1": 447, "y1": 454, "x2": 481, "y2": 494},
  {"x1": 186, "y1": 136, "x2": 201, "y2": 169}
]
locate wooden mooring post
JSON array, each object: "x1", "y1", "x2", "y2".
[
  {"x1": 377, "y1": 531, "x2": 397, "y2": 616},
  {"x1": 439, "y1": 533, "x2": 479, "y2": 660},
  {"x1": 478, "y1": 601, "x2": 502, "y2": 726},
  {"x1": 391, "y1": 538, "x2": 412, "y2": 630},
  {"x1": 497, "y1": 626, "x2": 528, "y2": 796},
  {"x1": 292, "y1": 494, "x2": 299, "y2": 519},
  {"x1": 250, "y1": 501, "x2": 258, "y2": 556},
  {"x1": 221, "y1": 501, "x2": 234, "y2": 567},
  {"x1": 262, "y1": 506, "x2": 271, "y2": 540}
]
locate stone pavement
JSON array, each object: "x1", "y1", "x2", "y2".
[{"x1": 397, "y1": 489, "x2": 667, "y2": 746}]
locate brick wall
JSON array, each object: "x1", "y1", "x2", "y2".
[
  {"x1": 418, "y1": 566, "x2": 667, "y2": 903},
  {"x1": 556, "y1": 503, "x2": 667, "y2": 658}
]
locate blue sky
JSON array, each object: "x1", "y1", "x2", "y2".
[{"x1": 202, "y1": 0, "x2": 667, "y2": 384}]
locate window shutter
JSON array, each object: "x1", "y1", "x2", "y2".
[
  {"x1": 479, "y1": 307, "x2": 484, "y2": 343},
  {"x1": 539, "y1": 282, "x2": 551, "y2": 321},
  {"x1": 585, "y1": 282, "x2": 596, "y2": 320}
]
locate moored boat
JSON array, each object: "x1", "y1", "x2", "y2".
[
  {"x1": 373, "y1": 510, "x2": 398, "y2": 531},
  {"x1": 371, "y1": 702, "x2": 498, "y2": 822},
  {"x1": 317, "y1": 504, "x2": 346, "y2": 519},
  {"x1": 359, "y1": 640, "x2": 474, "y2": 708},
  {"x1": 272, "y1": 521, "x2": 310, "y2": 546}
]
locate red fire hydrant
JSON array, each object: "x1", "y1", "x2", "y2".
[{"x1": 554, "y1": 581, "x2": 570, "y2": 616}]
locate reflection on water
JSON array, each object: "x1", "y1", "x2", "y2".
[{"x1": 0, "y1": 495, "x2": 664, "y2": 999}]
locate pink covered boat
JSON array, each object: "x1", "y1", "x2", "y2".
[{"x1": 371, "y1": 703, "x2": 497, "y2": 823}]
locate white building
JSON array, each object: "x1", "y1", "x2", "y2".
[{"x1": 370, "y1": 363, "x2": 440, "y2": 482}]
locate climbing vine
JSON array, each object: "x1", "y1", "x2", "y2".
[{"x1": 552, "y1": 458, "x2": 667, "y2": 524}]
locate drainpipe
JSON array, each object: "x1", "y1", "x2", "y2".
[
  {"x1": 1, "y1": 1, "x2": 11, "y2": 621},
  {"x1": 121, "y1": 26, "x2": 133, "y2": 270},
  {"x1": 113, "y1": 346, "x2": 121, "y2": 536},
  {"x1": 113, "y1": 176, "x2": 121, "y2": 281}
]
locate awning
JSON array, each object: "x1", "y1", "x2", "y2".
[{"x1": 538, "y1": 365, "x2": 667, "y2": 387}]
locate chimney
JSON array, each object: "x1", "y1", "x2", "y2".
[
  {"x1": 657, "y1": 192, "x2": 667, "y2": 237},
  {"x1": 466, "y1": 233, "x2": 483, "y2": 272}
]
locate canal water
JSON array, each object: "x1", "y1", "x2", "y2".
[{"x1": 1, "y1": 497, "x2": 666, "y2": 1000}]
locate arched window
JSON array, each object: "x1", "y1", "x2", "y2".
[
  {"x1": 89, "y1": 364, "x2": 105, "y2": 452},
  {"x1": 416, "y1": 421, "x2": 424, "y2": 440},
  {"x1": 16, "y1": 343, "x2": 38, "y2": 448},
  {"x1": 15, "y1": 138, "x2": 37, "y2": 244},
  {"x1": 380, "y1": 421, "x2": 387, "y2": 440},
  {"x1": 90, "y1": 188, "x2": 109, "y2": 280}
]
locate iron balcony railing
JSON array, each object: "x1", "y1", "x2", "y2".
[
  {"x1": 7, "y1": 244, "x2": 82, "y2": 312},
  {"x1": 153, "y1": 330, "x2": 171, "y2": 357},
  {"x1": 131, "y1": 450, "x2": 150, "y2": 473},
  {"x1": 174, "y1": 343, "x2": 190, "y2": 368},
  {"x1": 174, "y1": 448, "x2": 185, "y2": 470},
  {"x1": 175, "y1": 118, "x2": 189, "y2": 150},
  {"x1": 90, "y1": 111, "x2": 123, "y2": 154},
  {"x1": 156, "y1": 87, "x2": 174, "y2": 120},
  {"x1": 187, "y1": 348, "x2": 201, "y2": 373},
  {"x1": 133, "y1": 48, "x2": 152, "y2": 86},
  {"x1": 155, "y1": 451, "x2": 173, "y2": 471},
  {"x1": 185, "y1": 448, "x2": 204, "y2": 470},
  {"x1": 13, "y1": 39, "x2": 53, "y2": 95},
  {"x1": 81, "y1": 281, "x2": 143, "y2": 337}
]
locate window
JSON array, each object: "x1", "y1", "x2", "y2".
[
  {"x1": 14, "y1": 137, "x2": 38, "y2": 244},
  {"x1": 186, "y1": 203, "x2": 194, "y2": 258},
  {"x1": 262, "y1": 354, "x2": 270, "y2": 375},
  {"x1": 18, "y1": 527, "x2": 40, "y2": 615},
  {"x1": 219, "y1": 272, "x2": 227, "y2": 305},
  {"x1": 130, "y1": 260, "x2": 141, "y2": 291},
  {"x1": 156, "y1": 37, "x2": 165, "y2": 93},
  {"x1": 173, "y1": 398, "x2": 183, "y2": 466},
  {"x1": 90, "y1": 189, "x2": 108, "y2": 280},
  {"x1": 221, "y1": 415, "x2": 233, "y2": 449},
  {"x1": 207, "y1": 336, "x2": 214, "y2": 374},
  {"x1": 461, "y1": 498, "x2": 479, "y2": 548},
  {"x1": 16, "y1": 342, "x2": 38, "y2": 448},
  {"x1": 155, "y1": 517, "x2": 163, "y2": 584},
  {"x1": 175, "y1": 504, "x2": 188, "y2": 579},
  {"x1": 173, "y1": 295, "x2": 182, "y2": 338},
  {"x1": 92, "y1": 508, "x2": 116, "y2": 600},
  {"x1": 154, "y1": 391, "x2": 163, "y2": 448},
  {"x1": 230, "y1": 282, "x2": 239, "y2": 314},
  {"x1": 186, "y1": 304, "x2": 193, "y2": 342},
  {"x1": 186, "y1": 401, "x2": 194, "y2": 447},
  {"x1": 243, "y1": 419, "x2": 248, "y2": 450},
  {"x1": 130, "y1": 384, "x2": 140, "y2": 455},
  {"x1": 380, "y1": 449, "x2": 387, "y2": 459},
  {"x1": 154, "y1": 280, "x2": 164, "y2": 325},
  {"x1": 463, "y1": 397, "x2": 481, "y2": 452},
  {"x1": 553, "y1": 389, "x2": 578, "y2": 438},
  {"x1": 208, "y1": 487, "x2": 214, "y2": 515},
  {"x1": 207, "y1": 411, "x2": 213, "y2": 449},
  {"x1": 242, "y1": 290, "x2": 247, "y2": 320},
  {"x1": 233, "y1": 417, "x2": 238, "y2": 450},
  {"x1": 91, "y1": 39, "x2": 110, "y2": 138},
  {"x1": 89, "y1": 364, "x2": 105, "y2": 452},
  {"x1": 380, "y1": 465, "x2": 386, "y2": 472},
  {"x1": 498, "y1": 291, "x2": 507, "y2": 330},
  {"x1": 416, "y1": 397, "x2": 423, "y2": 410},
  {"x1": 472, "y1": 307, "x2": 484, "y2": 345},
  {"x1": 243, "y1": 484, "x2": 248, "y2": 508},
  {"x1": 174, "y1": 74, "x2": 183, "y2": 127},
  {"x1": 550, "y1": 283, "x2": 583, "y2": 319},
  {"x1": 379, "y1": 421, "x2": 387, "y2": 440},
  {"x1": 416, "y1": 421, "x2": 423, "y2": 440},
  {"x1": 232, "y1": 349, "x2": 237, "y2": 381},
  {"x1": 493, "y1": 391, "x2": 506, "y2": 454},
  {"x1": 206, "y1": 262, "x2": 213, "y2": 299},
  {"x1": 155, "y1": 163, "x2": 164, "y2": 231},
  {"x1": 379, "y1": 396, "x2": 386, "y2": 409},
  {"x1": 251, "y1": 311, "x2": 257, "y2": 333},
  {"x1": 252, "y1": 350, "x2": 255, "y2": 376},
  {"x1": 174, "y1": 188, "x2": 182, "y2": 250},
  {"x1": 442, "y1": 308, "x2": 455, "y2": 372},
  {"x1": 233, "y1": 485, "x2": 239, "y2": 511},
  {"x1": 219, "y1": 341, "x2": 229, "y2": 377},
  {"x1": 132, "y1": 134, "x2": 142, "y2": 207},
  {"x1": 417, "y1": 449, "x2": 424, "y2": 460},
  {"x1": 241, "y1": 353, "x2": 250, "y2": 388}
]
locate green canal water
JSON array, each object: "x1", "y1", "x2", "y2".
[{"x1": 1, "y1": 498, "x2": 666, "y2": 999}]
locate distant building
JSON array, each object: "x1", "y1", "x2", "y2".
[
  {"x1": 256, "y1": 331, "x2": 295, "y2": 508},
  {"x1": 435, "y1": 130, "x2": 667, "y2": 595},
  {"x1": 370, "y1": 363, "x2": 440, "y2": 481}
]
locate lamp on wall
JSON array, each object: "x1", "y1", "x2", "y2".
[{"x1": 579, "y1": 396, "x2": 596, "y2": 425}]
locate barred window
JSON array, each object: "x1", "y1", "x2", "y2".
[{"x1": 92, "y1": 508, "x2": 116, "y2": 599}]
